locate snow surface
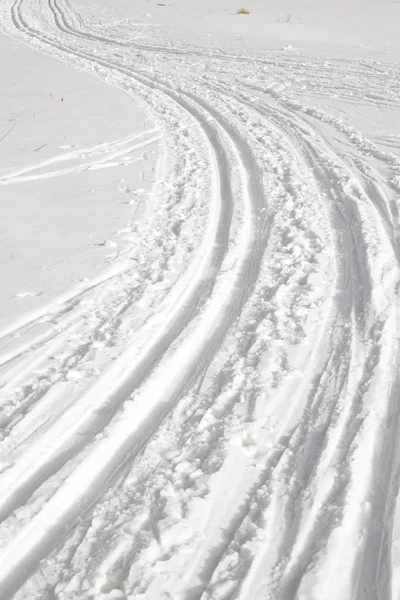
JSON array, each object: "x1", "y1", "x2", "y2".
[{"x1": 0, "y1": 0, "x2": 400, "y2": 598}]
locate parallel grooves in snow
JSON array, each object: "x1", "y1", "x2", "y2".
[
  {"x1": 1, "y1": 0, "x2": 400, "y2": 599},
  {"x1": 0, "y1": 1, "x2": 270, "y2": 596}
]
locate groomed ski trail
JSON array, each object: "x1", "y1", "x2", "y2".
[{"x1": 0, "y1": 0, "x2": 400, "y2": 599}]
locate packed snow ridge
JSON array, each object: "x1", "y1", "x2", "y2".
[{"x1": 1, "y1": 0, "x2": 400, "y2": 598}]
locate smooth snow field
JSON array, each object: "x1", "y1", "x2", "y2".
[{"x1": 0, "y1": 0, "x2": 400, "y2": 598}]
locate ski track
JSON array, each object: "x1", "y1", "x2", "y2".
[
  {"x1": 0, "y1": 130, "x2": 162, "y2": 184},
  {"x1": 0, "y1": 0, "x2": 400, "y2": 598}
]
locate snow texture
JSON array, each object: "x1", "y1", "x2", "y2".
[{"x1": 0, "y1": 0, "x2": 400, "y2": 598}]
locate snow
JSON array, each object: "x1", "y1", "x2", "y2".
[
  {"x1": 0, "y1": 0, "x2": 400, "y2": 598},
  {"x1": 76, "y1": 0, "x2": 400, "y2": 58},
  {"x1": 0, "y1": 32, "x2": 157, "y2": 328}
]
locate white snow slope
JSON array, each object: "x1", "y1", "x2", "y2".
[{"x1": 1, "y1": 0, "x2": 400, "y2": 599}]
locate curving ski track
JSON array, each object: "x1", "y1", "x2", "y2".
[{"x1": 0, "y1": 0, "x2": 400, "y2": 598}]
